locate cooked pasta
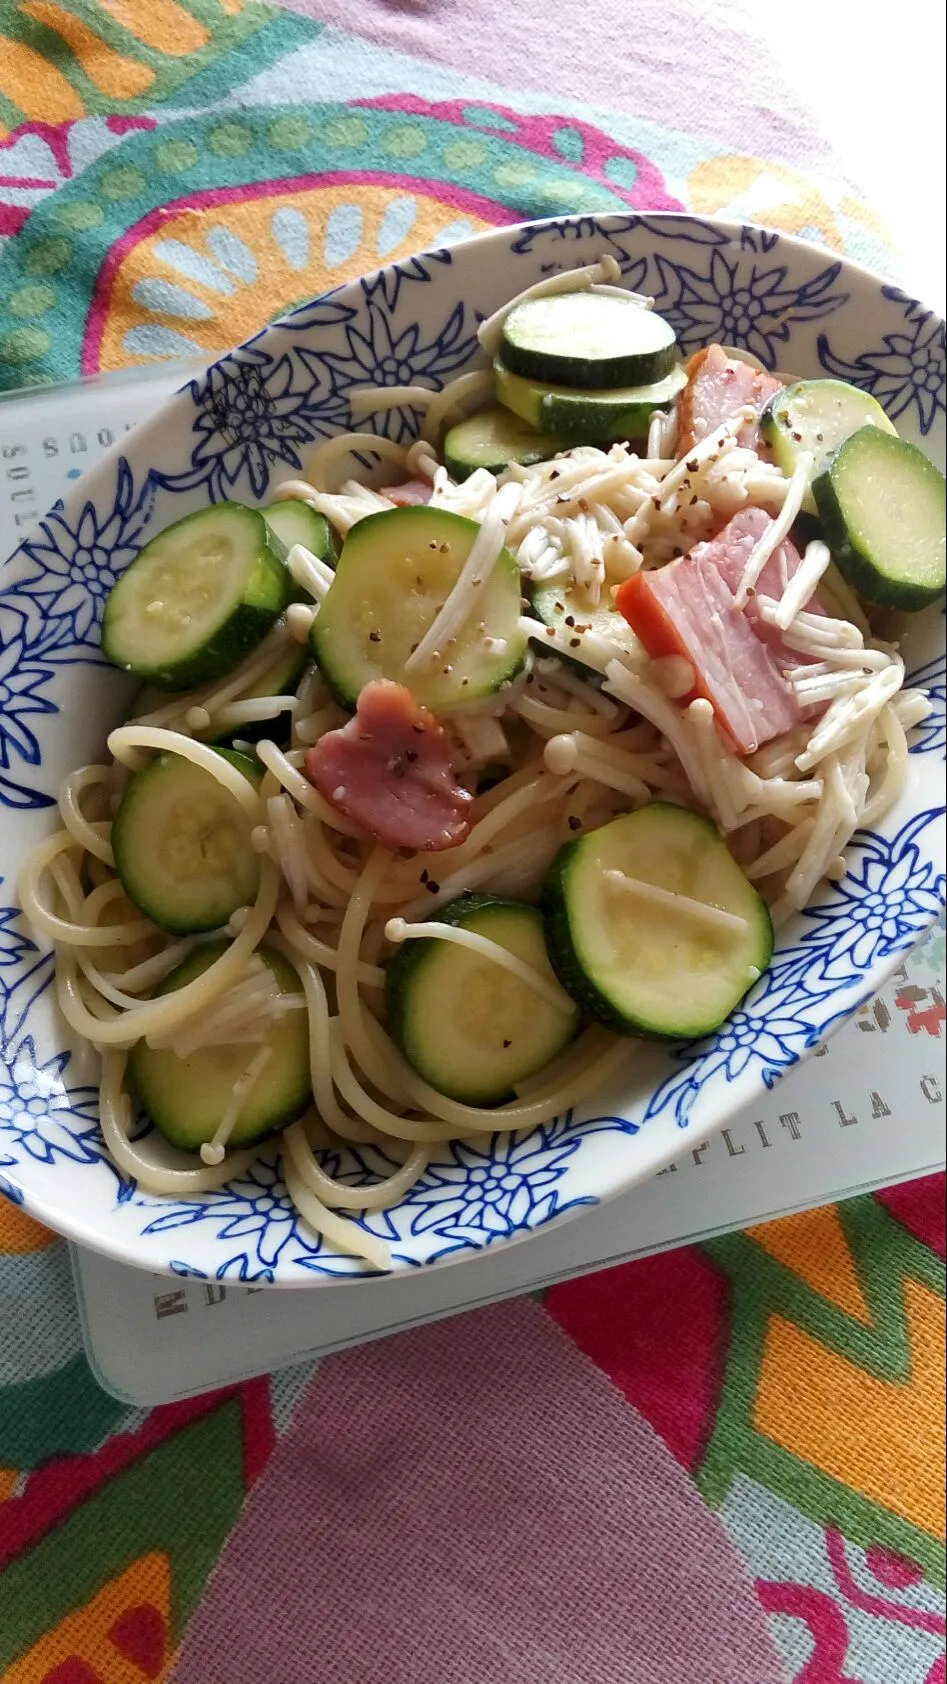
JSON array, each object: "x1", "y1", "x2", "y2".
[{"x1": 19, "y1": 259, "x2": 939, "y2": 1272}]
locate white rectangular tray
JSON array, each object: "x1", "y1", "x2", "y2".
[
  {"x1": 3, "y1": 366, "x2": 943, "y2": 1406},
  {"x1": 72, "y1": 935, "x2": 944, "y2": 1404}
]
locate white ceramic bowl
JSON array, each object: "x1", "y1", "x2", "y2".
[{"x1": 1, "y1": 213, "x2": 944, "y2": 1284}]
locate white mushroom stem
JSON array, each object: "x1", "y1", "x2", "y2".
[
  {"x1": 602, "y1": 869, "x2": 748, "y2": 936},
  {"x1": 384, "y1": 917, "x2": 575, "y2": 1015},
  {"x1": 200, "y1": 1046, "x2": 273, "y2": 1166}
]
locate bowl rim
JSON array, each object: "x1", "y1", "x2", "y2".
[{"x1": 1, "y1": 209, "x2": 944, "y2": 1284}]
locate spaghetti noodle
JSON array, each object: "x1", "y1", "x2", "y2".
[{"x1": 18, "y1": 268, "x2": 936, "y2": 1272}]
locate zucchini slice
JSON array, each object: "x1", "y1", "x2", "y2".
[
  {"x1": 760, "y1": 379, "x2": 897, "y2": 507},
  {"x1": 243, "y1": 653, "x2": 308, "y2": 746},
  {"x1": 495, "y1": 358, "x2": 687, "y2": 445},
  {"x1": 128, "y1": 942, "x2": 311, "y2": 1152},
  {"x1": 102, "y1": 503, "x2": 292, "y2": 690},
  {"x1": 264, "y1": 498, "x2": 338, "y2": 565},
  {"x1": 207, "y1": 643, "x2": 308, "y2": 746},
  {"x1": 500, "y1": 291, "x2": 678, "y2": 390},
  {"x1": 530, "y1": 578, "x2": 643, "y2": 667},
  {"x1": 813, "y1": 428, "x2": 946, "y2": 610},
  {"x1": 443, "y1": 406, "x2": 567, "y2": 481},
  {"x1": 542, "y1": 805, "x2": 773, "y2": 1039},
  {"x1": 112, "y1": 748, "x2": 262, "y2": 934},
  {"x1": 386, "y1": 894, "x2": 580, "y2": 1105},
  {"x1": 131, "y1": 642, "x2": 308, "y2": 745},
  {"x1": 310, "y1": 505, "x2": 527, "y2": 714}
]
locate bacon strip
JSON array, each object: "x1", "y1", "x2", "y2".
[
  {"x1": 305, "y1": 681, "x2": 472, "y2": 852},
  {"x1": 676, "y1": 344, "x2": 784, "y2": 456}
]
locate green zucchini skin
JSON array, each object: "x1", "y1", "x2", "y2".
[
  {"x1": 111, "y1": 748, "x2": 262, "y2": 934},
  {"x1": 130, "y1": 645, "x2": 308, "y2": 748},
  {"x1": 264, "y1": 499, "x2": 338, "y2": 567},
  {"x1": 542, "y1": 806, "x2": 773, "y2": 1040},
  {"x1": 443, "y1": 406, "x2": 567, "y2": 481},
  {"x1": 495, "y1": 359, "x2": 687, "y2": 445},
  {"x1": 102, "y1": 503, "x2": 292, "y2": 690},
  {"x1": 386, "y1": 894, "x2": 580, "y2": 1105},
  {"x1": 500, "y1": 292, "x2": 679, "y2": 390},
  {"x1": 760, "y1": 378, "x2": 899, "y2": 515},
  {"x1": 128, "y1": 942, "x2": 312, "y2": 1152},
  {"x1": 760, "y1": 379, "x2": 896, "y2": 473},
  {"x1": 812, "y1": 428, "x2": 946, "y2": 610},
  {"x1": 310, "y1": 504, "x2": 526, "y2": 713},
  {"x1": 529, "y1": 577, "x2": 643, "y2": 676}
]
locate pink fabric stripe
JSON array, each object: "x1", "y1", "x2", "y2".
[
  {"x1": 355, "y1": 96, "x2": 682, "y2": 211},
  {"x1": 276, "y1": 0, "x2": 833, "y2": 168},
  {"x1": 0, "y1": 119, "x2": 77, "y2": 175},
  {"x1": 876, "y1": 1172, "x2": 947, "y2": 1261},
  {"x1": 825, "y1": 1528, "x2": 946, "y2": 1638},
  {"x1": 755, "y1": 1580, "x2": 858, "y2": 1684},
  {"x1": 170, "y1": 1298, "x2": 785, "y2": 1684},
  {"x1": 547, "y1": 1247, "x2": 729, "y2": 1473},
  {"x1": 81, "y1": 170, "x2": 513, "y2": 376}
]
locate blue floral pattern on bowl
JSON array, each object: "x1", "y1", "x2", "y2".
[
  {"x1": 818, "y1": 288, "x2": 946, "y2": 436},
  {"x1": 5, "y1": 459, "x2": 155, "y2": 657},
  {"x1": 652, "y1": 228, "x2": 848, "y2": 365},
  {"x1": 0, "y1": 1041, "x2": 104, "y2": 1171},
  {"x1": 641, "y1": 810, "x2": 946, "y2": 1131},
  {"x1": 906, "y1": 649, "x2": 946, "y2": 758},
  {"x1": 0, "y1": 213, "x2": 943, "y2": 1283}
]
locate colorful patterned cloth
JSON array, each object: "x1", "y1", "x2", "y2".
[
  {"x1": 0, "y1": 2, "x2": 944, "y2": 1679},
  {"x1": 0, "y1": 0, "x2": 901, "y2": 390}
]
